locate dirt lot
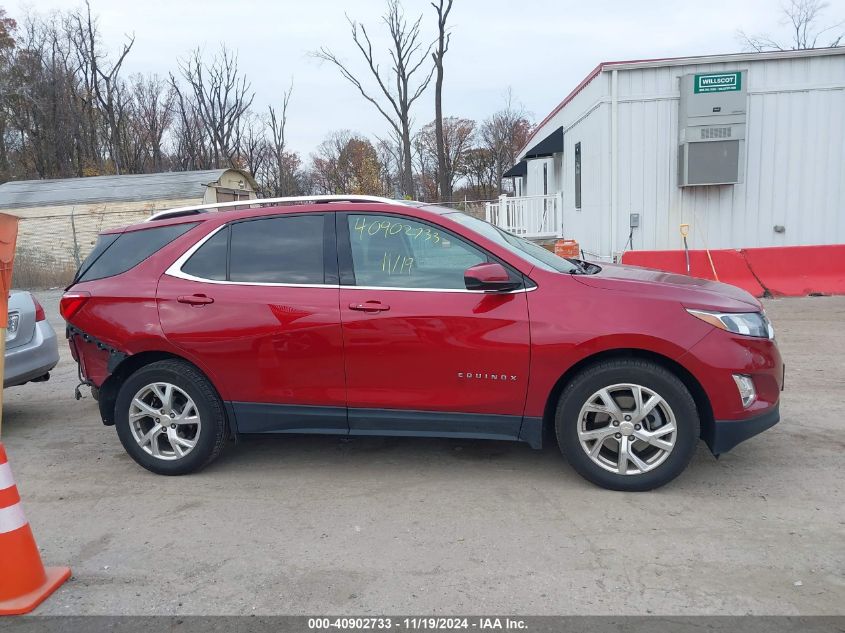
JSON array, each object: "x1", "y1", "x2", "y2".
[{"x1": 1, "y1": 290, "x2": 843, "y2": 616}]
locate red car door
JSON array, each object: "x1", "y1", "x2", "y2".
[
  {"x1": 157, "y1": 213, "x2": 348, "y2": 433},
  {"x1": 337, "y1": 212, "x2": 531, "y2": 440}
]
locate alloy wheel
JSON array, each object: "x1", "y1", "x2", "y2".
[
  {"x1": 128, "y1": 382, "x2": 202, "y2": 461},
  {"x1": 577, "y1": 383, "x2": 677, "y2": 475}
]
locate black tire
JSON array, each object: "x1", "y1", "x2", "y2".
[
  {"x1": 555, "y1": 359, "x2": 699, "y2": 491},
  {"x1": 114, "y1": 359, "x2": 227, "y2": 475}
]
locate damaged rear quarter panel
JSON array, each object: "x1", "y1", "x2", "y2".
[{"x1": 67, "y1": 275, "x2": 165, "y2": 386}]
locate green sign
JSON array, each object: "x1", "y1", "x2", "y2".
[{"x1": 694, "y1": 72, "x2": 741, "y2": 93}]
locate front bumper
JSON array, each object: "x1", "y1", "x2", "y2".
[
  {"x1": 4, "y1": 321, "x2": 59, "y2": 388},
  {"x1": 704, "y1": 404, "x2": 780, "y2": 455},
  {"x1": 680, "y1": 326, "x2": 784, "y2": 455}
]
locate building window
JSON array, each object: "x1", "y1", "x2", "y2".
[
  {"x1": 575, "y1": 142, "x2": 582, "y2": 209},
  {"x1": 542, "y1": 163, "x2": 548, "y2": 196}
]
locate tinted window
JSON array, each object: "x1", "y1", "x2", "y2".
[
  {"x1": 73, "y1": 233, "x2": 118, "y2": 283},
  {"x1": 182, "y1": 228, "x2": 228, "y2": 281},
  {"x1": 229, "y1": 215, "x2": 324, "y2": 284},
  {"x1": 347, "y1": 214, "x2": 485, "y2": 289},
  {"x1": 78, "y1": 223, "x2": 197, "y2": 282}
]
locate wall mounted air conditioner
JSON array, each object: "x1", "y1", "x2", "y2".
[{"x1": 678, "y1": 71, "x2": 747, "y2": 186}]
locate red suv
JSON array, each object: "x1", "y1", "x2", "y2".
[{"x1": 61, "y1": 196, "x2": 784, "y2": 491}]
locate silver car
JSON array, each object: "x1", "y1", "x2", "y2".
[{"x1": 5, "y1": 290, "x2": 59, "y2": 387}]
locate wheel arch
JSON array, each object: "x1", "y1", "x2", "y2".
[
  {"x1": 96, "y1": 351, "x2": 231, "y2": 436},
  {"x1": 541, "y1": 348, "x2": 714, "y2": 445}
]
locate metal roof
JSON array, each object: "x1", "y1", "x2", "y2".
[{"x1": 0, "y1": 169, "x2": 251, "y2": 210}]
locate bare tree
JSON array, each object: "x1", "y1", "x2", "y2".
[
  {"x1": 480, "y1": 90, "x2": 533, "y2": 194},
  {"x1": 313, "y1": 0, "x2": 435, "y2": 197},
  {"x1": 0, "y1": 7, "x2": 16, "y2": 181},
  {"x1": 415, "y1": 116, "x2": 474, "y2": 200},
  {"x1": 0, "y1": 8, "x2": 13, "y2": 51},
  {"x1": 461, "y1": 147, "x2": 498, "y2": 201},
  {"x1": 6, "y1": 10, "x2": 105, "y2": 179},
  {"x1": 430, "y1": 0, "x2": 453, "y2": 201},
  {"x1": 131, "y1": 74, "x2": 174, "y2": 172},
  {"x1": 374, "y1": 133, "x2": 403, "y2": 196},
  {"x1": 72, "y1": 0, "x2": 135, "y2": 174},
  {"x1": 310, "y1": 130, "x2": 387, "y2": 196},
  {"x1": 266, "y1": 81, "x2": 301, "y2": 196},
  {"x1": 235, "y1": 111, "x2": 267, "y2": 182},
  {"x1": 738, "y1": 0, "x2": 843, "y2": 51},
  {"x1": 169, "y1": 82, "x2": 210, "y2": 170},
  {"x1": 171, "y1": 45, "x2": 255, "y2": 168},
  {"x1": 113, "y1": 73, "x2": 175, "y2": 173}
]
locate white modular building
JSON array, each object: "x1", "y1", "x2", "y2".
[{"x1": 487, "y1": 47, "x2": 845, "y2": 260}]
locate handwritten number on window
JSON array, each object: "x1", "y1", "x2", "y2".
[{"x1": 353, "y1": 216, "x2": 439, "y2": 243}]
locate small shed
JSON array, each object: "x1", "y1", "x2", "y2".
[{"x1": 0, "y1": 169, "x2": 257, "y2": 279}]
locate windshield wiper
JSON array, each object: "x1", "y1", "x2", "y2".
[{"x1": 567, "y1": 259, "x2": 589, "y2": 275}]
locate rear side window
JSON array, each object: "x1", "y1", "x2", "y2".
[
  {"x1": 76, "y1": 223, "x2": 197, "y2": 283},
  {"x1": 182, "y1": 228, "x2": 228, "y2": 281},
  {"x1": 74, "y1": 233, "x2": 119, "y2": 282},
  {"x1": 228, "y1": 215, "x2": 324, "y2": 284}
]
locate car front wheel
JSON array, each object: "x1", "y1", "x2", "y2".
[
  {"x1": 114, "y1": 359, "x2": 227, "y2": 475},
  {"x1": 556, "y1": 359, "x2": 700, "y2": 491}
]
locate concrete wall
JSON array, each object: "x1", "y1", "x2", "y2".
[{"x1": 15, "y1": 197, "x2": 201, "y2": 269}]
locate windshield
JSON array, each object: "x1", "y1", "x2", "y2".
[{"x1": 444, "y1": 212, "x2": 581, "y2": 274}]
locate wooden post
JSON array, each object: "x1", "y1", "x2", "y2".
[
  {"x1": 0, "y1": 332, "x2": 5, "y2": 439},
  {"x1": 556, "y1": 191, "x2": 564, "y2": 238},
  {"x1": 0, "y1": 213, "x2": 20, "y2": 441}
]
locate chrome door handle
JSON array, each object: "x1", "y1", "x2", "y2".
[
  {"x1": 177, "y1": 294, "x2": 214, "y2": 305},
  {"x1": 349, "y1": 301, "x2": 390, "y2": 313}
]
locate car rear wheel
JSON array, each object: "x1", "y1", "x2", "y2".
[
  {"x1": 114, "y1": 359, "x2": 227, "y2": 475},
  {"x1": 555, "y1": 359, "x2": 699, "y2": 491}
]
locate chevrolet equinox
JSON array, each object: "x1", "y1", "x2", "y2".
[{"x1": 61, "y1": 196, "x2": 784, "y2": 491}]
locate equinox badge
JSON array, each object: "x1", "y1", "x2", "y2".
[{"x1": 457, "y1": 372, "x2": 518, "y2": 381}]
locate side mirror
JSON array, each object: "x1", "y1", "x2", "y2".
[{"x1": 464, "y1": 262, "x2": 520, "y2": 292}]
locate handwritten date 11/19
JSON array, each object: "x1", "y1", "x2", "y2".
[{"x1": 382, "y1": 252, "x2": 414, "y2": 275}]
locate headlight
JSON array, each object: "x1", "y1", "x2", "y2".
[{"x1": 686, "y1": 309, "x2": 774, "y2": 339}]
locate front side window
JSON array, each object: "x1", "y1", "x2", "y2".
[
  {"x1": 182, "y1": 215, "x2": 325, "y2": 284},
  {"x1": 347, "y1": 214, "x2": 486, "y2": 289}
]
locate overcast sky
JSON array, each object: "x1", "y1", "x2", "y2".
[{"x1": 12, "y1": 0, "x2": 845, "y2": 156}]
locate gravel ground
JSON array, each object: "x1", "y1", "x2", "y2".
[{"x1": 1, "y1": 290, "x2": 843, "y2": 616}]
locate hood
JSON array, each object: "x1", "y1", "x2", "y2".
[{"x1": 574, "y1": 262, "x2": 761, "y2": 311}]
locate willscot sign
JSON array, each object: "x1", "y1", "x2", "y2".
[{"x1": 694, "y1": 72, "x2": 741, "y2": 93}]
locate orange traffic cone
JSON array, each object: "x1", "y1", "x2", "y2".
[{"x1": 0, "y1": 442, "x2": 70, "y2": 615}]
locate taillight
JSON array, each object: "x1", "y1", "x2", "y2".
[
  {"x1": 32, "y1": 296, "x2": 46, "y2": 322},
  {"x1": 59, "y1": 291, "x2": 90, "y2": 321}
]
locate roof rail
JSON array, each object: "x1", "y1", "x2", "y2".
[{"x1": 147, "y1": 194, "x2": 406, "y2": 222}]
